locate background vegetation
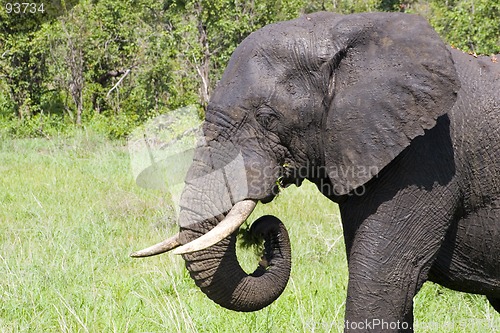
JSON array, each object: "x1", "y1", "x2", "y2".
[{"x1": 1, "y1": 0, "x2": 499, "y2": 138}]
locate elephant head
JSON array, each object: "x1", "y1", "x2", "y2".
[{"x1": 132, "y1": 12, "x2": 459, "y2": 312}]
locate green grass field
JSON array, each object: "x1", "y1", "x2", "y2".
[{"x1": 1, "y1": 132, "x2": 499, "y2": 332}]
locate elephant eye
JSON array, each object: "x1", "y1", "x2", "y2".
[{"x1": 256, "y1": 108, "x2": 279, "y2": 131}]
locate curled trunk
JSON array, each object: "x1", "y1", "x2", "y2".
[
  {"x1": 159, "y1": 141, "x2": 292, "y2": 311},
  {"x1": 180, "y1": 215, "x2": 291, "y2": 312}
]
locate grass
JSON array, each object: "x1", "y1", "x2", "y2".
[{"x1": 0, "y1": 131, "x2": 498, "y2": 332}]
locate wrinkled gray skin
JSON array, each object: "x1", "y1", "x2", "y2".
[{"x1": 175, "y1": 12, "x2": 500, "y2": 332}]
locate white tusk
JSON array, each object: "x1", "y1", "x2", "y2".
[
  {"x1": 173, "y1": 199, "x2": 257, "y2": 255},
  {"x1": 130, "y1": 233, "x2": 181, "y2": 258}
]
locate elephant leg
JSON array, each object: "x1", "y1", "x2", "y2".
[
  {"x1": 342, "y1": 205, "x2": 457, "y2": 333},
  {"x1": 343, "y1": 221, "x2": 438, "y2": 332},
  {"x1": 487, "y1": 296, "x2": 500, "y2": 313},
  {"x1": 340, "y1": 168, "x2": 460, "y2": 332}
]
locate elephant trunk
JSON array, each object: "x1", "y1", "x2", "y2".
[
  {"x1": 168, "y1": 139, "x2": 291, "y2": 311},
  {"x1": 180, "y1": 213, "x2": 291, "y2": 312},
  {"x1": 132, "y1": 141, "x2": 291, "y2": 311}
]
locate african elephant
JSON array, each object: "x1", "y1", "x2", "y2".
[{"x1": 132, "y1": 12, "x2": 500, "y2": 332}]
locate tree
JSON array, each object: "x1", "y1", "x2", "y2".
[
  {"x1": 0, "y1": 16, "x2": 48, "y2": 118},
  {"x1": 427, "y1": 0, "x2": 500, "y2": 55},
  {"x1": 1, "y1": 0, "x2": 498, "y2": 137},
  {"x1": 0, "y1": 0, "x2": 79, "y2": 119}
]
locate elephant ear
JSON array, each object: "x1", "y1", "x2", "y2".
[{"x1": 323, "y1": 13, "x2": 460, "y2": 195}]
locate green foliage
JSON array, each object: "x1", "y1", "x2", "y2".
[
  {"x1": 0, "y1": 0, "x2": 499, "y2": 137},
  {"x1": 0, "y1": 24, "x2": 48, "y2": 118},
  {"x1": 0, "y1": 113, "x2": 69, "y2": 138},
  {"x1": 84, "y1": 111, "x2": 142, "y2": 139},
  {"x1": 428, "y1": 0, "x2": 500, "y2": 55}
]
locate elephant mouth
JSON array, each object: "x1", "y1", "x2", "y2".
[
  {"x1": 255, "y1": 161, "x2": 304, "y2": 204},
  {"x1": 260, "y1": 184, "x2": 280, "y2": 204}
]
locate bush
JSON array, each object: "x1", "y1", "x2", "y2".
[{"x1": 0, "y1": 113, "x2": 72, "y2": 138}]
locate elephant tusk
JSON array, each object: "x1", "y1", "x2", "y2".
[
  {"x1": 130, "y1": 233, "x2": 181, "y2": 258},
  {"x1": 173, "y1": 199, "x2": 257, "y2": 255}
]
